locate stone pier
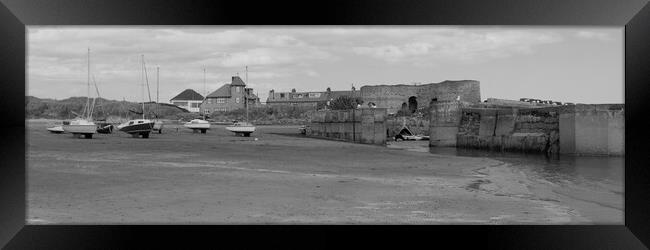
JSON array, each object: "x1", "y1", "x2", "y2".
[{"x1": 306, "y1": 108, "x2": 387, "y2": 145}]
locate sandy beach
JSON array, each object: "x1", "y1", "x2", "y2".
[{"x1": 26, "y1": 119, "x2": 623, "y2": 224}]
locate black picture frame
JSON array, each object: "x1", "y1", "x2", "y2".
[{"x1": 2, "y1": 0, "x2": 649, "y2": 248}]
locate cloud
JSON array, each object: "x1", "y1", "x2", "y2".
[
  {"x1": 353, "y1": 42, "x2": 434, "y2": 62},
  {"x1": 351, "y1": 30, "x2": 562, "y2": 65},
  {"x1": 27, "y1": 27, "x2": 618, "y2": 103}
]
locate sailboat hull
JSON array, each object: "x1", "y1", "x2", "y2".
[
  {"x1": 225, "y1": 126, "x2": 255, "y2": 133},
  {"x1": 62, "y1": 124, "x2": 97, "y2": 134},
  {"x1": 119, "y1": 122, "x2": 154, "y2": 134},
  {"x1": 47, "y1": 126, "x2": 65, "y2": 133},
  {"x1": 183, "y1": 119, "x2": 210, "y2": 130},
  {"x1": 184, "y1": 123, "x2": 211, "y2": 129},
  {"x1": 96, "y1": 123, "x2": 114, "y2": 134}
]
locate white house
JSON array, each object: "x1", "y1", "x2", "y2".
[{"x1": 170, "y1": 89, "x2": 204, "y2": 113}]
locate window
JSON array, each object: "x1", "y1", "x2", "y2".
[
  {"x1": 236, "y1": 98, "x2": 240, "y2": 103},
  {"x1": 173, "y1": 101, "x2": 188, "y2": 107},
  {"x1": 236, "y1": 87, "x2": 241, "y2": 93},
  {"x1": 309, "y1": 93, "x2": 321, "y2": 98},
  {"x1": 280, "y1": 93, "x2": 285, "y2": 98},
  {"x1": 204, "y1": 109, "x2": 210, "y2": 114},
  {"x1": 191, "y1": 102, "x2": 200, "y2": 108},
  {"x1": 217, "y1": 98, "x2": 226, "y2": 104}
]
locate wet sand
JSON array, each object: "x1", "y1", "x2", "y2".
[{"x1": 27, "y1": 119, "x2": 623, "y2": 224}]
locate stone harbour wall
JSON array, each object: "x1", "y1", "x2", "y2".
[
  {"x1": 306, "y1": 108, "x2": 387, "y2": 145},
  {"x1": 559, "y1": 104, "x2": 624, "y2": 156},
  {"x1": 430, "y1": 102, "x2": 624, "y2": 156},
  {"x1": 455, "y1": 107, "x2": 560, "y2": 155},
  {"x1": 429, "y1": 101, "x2": 472, "y2": 147}
]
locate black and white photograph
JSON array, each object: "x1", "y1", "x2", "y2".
[{"x1": 26, "y1": 26, "x2": 624, "y2": 224}]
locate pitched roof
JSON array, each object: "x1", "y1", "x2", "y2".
[
  {"x1": 231, "y1": 76, "x2": 246, "y2": 86},
  {"x1": 170, "y1": 89, "x2": 204, "y2": 101},
  {"x1": 206, "y1": 84, "x2": 231, "y2": 98}
]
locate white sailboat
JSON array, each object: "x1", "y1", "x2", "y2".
[
  {"x1": 184, "y1": 67, "x2": 211, "y2": 133},
  {"x1": 226, "y1": 66, "x2": 256, "y2": 137},
  {"x1": 62, "y1": 48, "x2": 97, "y2": 139},
  {"x1": 117, "y1": 55, "x2": 155, "y2": 138}
]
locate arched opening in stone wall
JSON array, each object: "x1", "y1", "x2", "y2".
[
  {"x1": 408, "y1": 96, "x2": 417, "y2": 113},
  {"x1": 401, "y1": 102, "x2": 407, "y2": 111}
]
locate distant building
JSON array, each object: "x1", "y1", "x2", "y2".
[
  {"x1": 360, "y1": 80, "x2": 481, "y2": 114},
  {"x1": 266, "y1": 87, "x2": 361, "y2": 109},
  {"x1": 200, "y1": 76, "x2": 260, "y2": 114},
  {"x1": 266, "y1": 80, "x2": 481, "y2": 114},
  {"x1": 169, "y1": 89, "x2": 204, "y2": 112}
]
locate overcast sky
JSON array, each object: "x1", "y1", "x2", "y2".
[{"x1": 27, "y1": 26, "x2": 623, "y2": 104}]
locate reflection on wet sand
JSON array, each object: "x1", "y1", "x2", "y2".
[{"x1": 389, "y1": 141, "x2": 624, "y2": 224}]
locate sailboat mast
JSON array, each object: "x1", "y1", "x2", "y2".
[
  {"x1": 157, "y1": 66, "x2": 160, "y2": 117},
  {"x1": 141, "y1": 55, "x2": 145, "y2": 120},
  {"x1": 245, "y1": 66, "x2": 248, "y2": 122},
  {"x1": 203, "y1": 67, "x2": 206, "y2": 120},
  {"x1": 86, "y1": 47, "x2": 90, "y2": 119}
]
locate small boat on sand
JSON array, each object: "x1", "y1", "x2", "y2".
[
  {"x1": 393, "y1": 121, "x2": 429, "y2": 141},
  {"x1": 184, "y1": 119, "x2": 211, "y2": 133},
  {"x1": 226, "y1": 121, "x2": 256, "y2": 137},
  {"x1": 47, "y1": 125, "x2": 65, "y2": 133},
  {"x1": 96, "y1": 122, "x2": 114, "y2": 134},
  {"x1": 184, "y1": 67, "x2": 211, "y2": 134},
  {"x1": 63, "y1": 119, "x2": 97, "y2": 138}
]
